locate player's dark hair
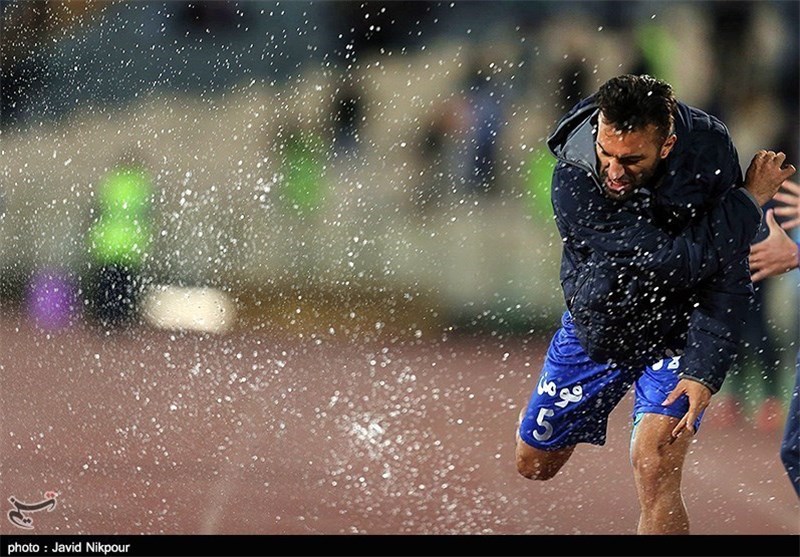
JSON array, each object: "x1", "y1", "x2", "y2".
[{"x1": 597, "y1": 74, "x2": 676, "y2": 140}]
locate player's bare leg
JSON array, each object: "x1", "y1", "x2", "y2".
[
  {"x1": 630, "y1": 412, "x2": 693, "y2": 534},
  {"x1": 515, "y1": 408, "x2": 575, "y2": 480}
]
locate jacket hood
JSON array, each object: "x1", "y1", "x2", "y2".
[{"x1": 546, "y1": 95, "x2": 600, "y2": 183}]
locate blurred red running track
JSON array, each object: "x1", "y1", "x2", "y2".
[{"x1": 1, "y1": 315, "x2": 797, "y2": 536}]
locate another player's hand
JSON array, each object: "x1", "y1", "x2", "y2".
[
  {"x1": 744, "y1": 150, "x2": 797, "y2": 206},
  {"x1": 773, "y1": 179, "x2": 800, "y2": 231},
  {"x1": 749, "y1": 209, "x2": 800, "y2": 281},
  {"x1": 662, "y1": 378, "x2": 712, "y2": 441}
]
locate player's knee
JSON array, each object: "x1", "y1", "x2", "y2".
[
  {"x1": 515, "y1": 447, "x2": 562, "y2": 481},
  {"x1": 516, "y1": 457, "x2": 558, "y2": 481}
]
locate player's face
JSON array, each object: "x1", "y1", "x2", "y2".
[{"x1": 595, "y1": 114, "x2": 675, "y2": 201}]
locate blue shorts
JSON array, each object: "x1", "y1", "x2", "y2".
[{"x1": 518, "y1": 311, "x2": 705, "y2": 450}]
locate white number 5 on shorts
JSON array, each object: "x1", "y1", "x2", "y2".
[{"x1": 533, "y1": 407, "x2": 555, "y2": 441}]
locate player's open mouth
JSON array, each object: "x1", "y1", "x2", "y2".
[
  {"x1": 606, "y1": 180, "x2": 630, "y2": 191},
  {"x1": 605, "y1": 179, "x2": 630, "y2": 193}
]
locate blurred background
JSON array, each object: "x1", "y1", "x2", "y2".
[
  {"x1": 1, "y1": 0, "x2": 799, "y2": 536},
  {"x1": 2, "y1": 0, "x2": 799, "y2": 418}
]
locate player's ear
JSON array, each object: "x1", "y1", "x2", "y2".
[{"x1": 660, "y1": 134, "x2": 677, "y2": 159}]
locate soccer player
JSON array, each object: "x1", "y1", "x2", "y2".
[
  {"x1": 515, "y1": 74, "x2": 796, "y2": 534},
  {"x1": 748, "y1": 179, "x2": 800, "y2": 497}
]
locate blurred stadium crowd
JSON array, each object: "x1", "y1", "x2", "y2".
[{"x1": 1, "y1": 2, "x2": 798, "y2": 412}]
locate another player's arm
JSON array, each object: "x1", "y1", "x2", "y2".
[
  {"x1": 773, "y1": 179, "x2": 800, "y2": 230},
  {"x1": 749, "y1": 209, "x2": 800, "y2": 282},
  {"x1": 750, "y1": 179, "x2": 800, "y2": 281}
]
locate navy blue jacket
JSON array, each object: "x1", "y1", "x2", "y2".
[{"x1": 546, "y1": 95, "x2": 763, "y2": 393}]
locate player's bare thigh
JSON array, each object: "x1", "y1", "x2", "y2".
[{"x1": 515, "y1": 408, "x2": 576, "y2": 480}]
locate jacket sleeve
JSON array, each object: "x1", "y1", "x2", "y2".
[
  {"x1": 677, "y1": 135, "x2": 766, "y2": 391},
  {"x1": 676, "y1": 256, "x2": 752, "y2": 392}
]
